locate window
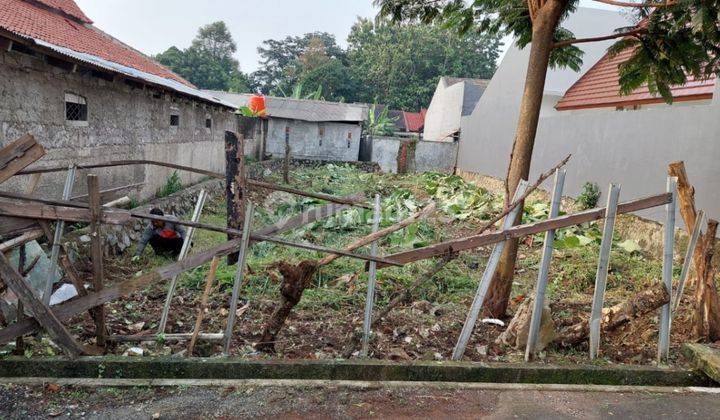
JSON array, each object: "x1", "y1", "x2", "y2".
[
  {"x1": 65, "y1": 93, "x2": 87, "y2": 123},
  {"x1": 318, "y1": 123, "x2": 325, "y2": 146},
  {"x1": 170, "y1": 114, "x2": 180, "y2": 127},
  {"x1": 205, "y1": 117, "x2": 212, "y2": 129}
]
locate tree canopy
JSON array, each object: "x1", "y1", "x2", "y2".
[
  {"x1": 375, "y1": 0, "x2": 720, "y2": 102},
  {"x1": 155, "y1": 21, "x2": 251, "y2": 92},
  {"x1": 252, "y1": 19, "x2": 502, "y2": 110}
]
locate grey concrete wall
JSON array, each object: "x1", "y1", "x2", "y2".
[
  {"x1": 0, "y1": 47, "x2": 236, "y2": 200},
  {"x1": 458, "y1": 86, "x2": 720, "y2": 227},
  {"x1": 264, "y1": 118, "x2": 362, "y2": 162},
  {"x1": 372, "y1": 137, "x2": 458, "y2": 173}
]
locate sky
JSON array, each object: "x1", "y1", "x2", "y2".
[{"x1": 76, "y1": 0, "x2": 617, "y2": 74}]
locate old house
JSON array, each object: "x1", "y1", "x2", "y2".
[
  {"x1": 0, "y1": 0, "x2": 237, "y2": 199},
  {"x1": 206, "y1": 92, "x2": 368, "y2": 162},
  {"x1": 457, "y1": 7, "x2": 720, "y2": 224}
]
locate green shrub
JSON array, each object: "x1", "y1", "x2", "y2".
[
  {"x1": 157, "y1": 171, "x2": 183, "y2": 198},
  {"x1": 577, "y1": 182, "x2": 601, "y2": 210}
]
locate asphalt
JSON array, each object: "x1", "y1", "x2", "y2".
[{"x1": 2, "y1": 382, "x2": 719, "y2": 419}]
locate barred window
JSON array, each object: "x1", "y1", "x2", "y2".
[
  {"x1": 170, "y1": 114, "x2": 180, "y2": 127},
  {"x1": 65, "y1": 93, "x2": 87, "y2": 122},
  {"x1": 205, "y1": 117, "x2": 212, "y2": 129}
]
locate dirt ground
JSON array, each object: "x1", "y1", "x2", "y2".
[{"x1": 2, "y1": 383, "x2": 719, "y2": 419}]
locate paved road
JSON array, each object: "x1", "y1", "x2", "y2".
[{"x1": 2, "y1": 383, "x2": 719, "y2": 419}]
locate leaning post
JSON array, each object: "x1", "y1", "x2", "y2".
[
  {"x1": 44, "y1": 165, "x2": 76, "y2": 305},
  {"x1": 673, "y1": 210, "x2": 704, "y2": 313},
  {"x1": 452, "y1": 181, "x2": 529, "y2": 361},
  {"x1": 222, "y1": 203, "x2": 255, "y2": 356},
  {"x1": 589, "y1": 184, "x2": 621, "y2": 360},
  {"x1": 361, "y1": 194, "x2": 382, "y2": 357},
  {"x1": 658, "y1": 177, "x2": 677, "y2": 363},
  {"x1": 225, "y1": 130, "x2": 246, "y2": 266},
  {"x1": 525, "y1": 169, "x2": 566, "y2": 361}
]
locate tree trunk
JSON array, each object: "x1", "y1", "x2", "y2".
[
  {"x1": 225, "y1": 131, "x2": 246, "y2": 266},
  {"x1": 693, "y1": 219, "x2": 720, "y2": 340},
  {"x1": 483, "y1": 0, "x2": 568, "y2": 318},
  {"x1": 554, "y1": 282, "x2": 671, "y2": 346}
]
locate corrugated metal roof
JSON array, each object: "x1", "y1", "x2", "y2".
[
  {"x1": 557, "y1": 48, "x2": 716, "y2": 111},
  {"x1": 206, "y1": 91, "x2": 368, "y2": 122},
  {"x1": 0, "y1": 0, "x2": 235, "y2": 108}
]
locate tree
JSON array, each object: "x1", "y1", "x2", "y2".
[
  {"x1": 253, "y1": 32, "x2": 347, "y2": 93},
  {"x1": 347, "y1": 18, "x2": 502, "y2": 110},
  {"x1": 376, "y1": 0, "x2": 720, "y2": 317},
  {"x1": 156, "y1": 21, "x2": 251, "y2": 92}
]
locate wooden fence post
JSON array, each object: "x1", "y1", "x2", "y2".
[
  {"x1": 226, "y1": 131, "x2": 246, "y2": 266},
  {"x1": 87, "y1": 174, "x2": 106, "y2": 347},
  {"x1": 525, "y1": 169, "x2": 565, "y2": 361},
  {"x1": 658, "y1": 177, "x2": 677, "y2": 363},
  {"x1": 589, "y1": 184, "x2": 621, "y2": 360},
  {"x1": 452, "y1": 181, "x2": 529, "y2": 360}
]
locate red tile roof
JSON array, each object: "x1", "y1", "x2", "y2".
[
  {"x1": 556, "y1": 48, "x2": 715, "y2": 111},
  {"x1": 34, "y1": 0, "x2": 92, "y2": 23},
  {"x1": 403, "y1": 110, "x2": 426, "y2": 133},
  {"x1": 0, "y1": 0, "x2": 192, "y2": 86}
]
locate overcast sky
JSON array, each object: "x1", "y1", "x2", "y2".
[{"x1": 76, "y1": 0, "x2": 616, "y2": 73}]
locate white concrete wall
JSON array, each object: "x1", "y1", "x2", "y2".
[
  {"x1": 424, "y1": 79, "x2": 465, "y2": 141},
  {"x1": 371, "y1": 137, "x2": 458, "y2": 173},
  {"x1": 459, "y1": 90, "x2": 720, "y2": 227}
]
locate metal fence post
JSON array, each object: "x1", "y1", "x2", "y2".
[
  {"x1": 672, "y1": 210, "x2": 704, "y2": 313},
  {"x1": 525, "y1": 169, "x2": 566, "y2": 361},
  {"x1": 658, "y1": 177, "x2": 677, "y2": 363},
  {"x1": 43, "y1": 165, "x2": 76, "y2": 305},
  {"x1": 361, "y1": 194, "x2": 382, "y2": 357},
  {"x1": 223, "y1": 203, "x2": 255, "y2": 356},
  {"x1": 158, "y1": 189, "x2": 208, "y2": 334},
  {"x1": 452, "y1": 180, "x2": 529, "y2": 361},
  {"x1": 589, "y1": 184, "x2": 621, "y2": 360}
]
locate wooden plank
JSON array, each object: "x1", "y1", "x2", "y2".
[
  {"x1": 0, "y1": 229, "x2": 43, "y2": 254},
  {"x1": 377, "y1": 193, "x2": 672, "y2": 268},
  {"x1": 0, "y1": 134, "x2": 45, "y2": 184},
  {"x1": 188, "y1": 256, "x2": 221, "y2": 356},
  {"x1": 0, "y1": 252, "x2": 84, "y2": 357},
  {"x1": 38, "y1": 221, "x2": 88, "y2": 298},
  {"x1": 0, "y1": 200, "x2": 131, "y2": 225},
  {"x1": 87, "y1": 175, "x2": 106, "y2": 347},
  {"x1": 0, "y1": 199, "x2": 357, "y2": 344},
  {"x1": 0, "y1": 217, "x2": 39, "y2": 237}
]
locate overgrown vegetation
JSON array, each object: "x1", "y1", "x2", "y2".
[
  {"x1": 156, "y1": 171, "x2": 183, "y2": 198},
  {"x1": 577, "y1": 182, "x2": 601, "y2": 210}
]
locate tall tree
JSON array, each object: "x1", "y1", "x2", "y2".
[
  {"x1": 347, "y1": 18, "x2": 502, "y2": 110},
  {"x1": 156, "y1": 21, "x2": 251, "y2": 92},
  {"x1": 376, "y1": 0, "x2": 720, "y2": 317},
  {"x1": 254, "y1": 32, "x2": 347, "y2": 93}
]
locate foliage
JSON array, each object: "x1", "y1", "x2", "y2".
[
  {"x1": 155, "y1": 22, "x2": 251, "y2": 92},
  {"x1": 346, "y1": 18, "x2": 502, "y2": 110},
  {"x1": 156, "y1": 171, "x2": 183, "y2": 198},
  {"x1": 275, "y1": 82, "x2": 325, "y2": 101},
  {"x1": 422, "y1": 172, "x2": 500, "y2": 221},
  {"x1": 577, "y1": 182, "x2": 601, "y2": 210},
  {"x1": 254, "y1": 32, "x2": 348, "y2": 94},
  {"x1": 374, "y1": 0, "x2": 720, "y2": 104},
  {"x1": 367, "y1": 104, "x2": 398, "y2": 136},
  {"x1": 251, "y1": 20, "x2": 501, "y2": 109}
]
